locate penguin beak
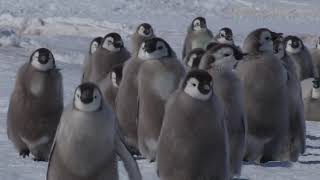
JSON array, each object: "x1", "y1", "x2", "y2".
[
  {"x1": 38, "y1": 55, "x2": 49, "y2": 64},
  {"x1": 114, "y1": 41, "x2": 123, "y2": 49},
  {"x1": 144, "y1": 29, "x2": 150, "y2": 35},
  {"x1": 80, "y1": 89, "x2": 93, "y2": 104},
  {"x1": 143, "y1": 41, "x2": 156, "y2": 53},
  {"x1": 199, "y1": 83, "x2": 211, "y2": 94},
  {"x1": 291, "y1": 40, "x2": 300, "y2": 48},
  {"x1": 226, "y1": 35, "x2": 233, "y2": 41}
]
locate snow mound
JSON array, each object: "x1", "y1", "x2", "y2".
[{"x1": 0, "y1": 28, "x2": 20, "y2": 47}]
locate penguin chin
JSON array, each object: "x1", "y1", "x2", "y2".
[
  {"x1": 312, "y1": 87, "x2": 320, "y2": 99},
  {"x1": 184, "y1": 87, "x2": 212, "y2": 101},
  {"x1": 217, "y1": 38, "x2": 233, "y2": 45},
  {"x1": 138, "y1": 51, "x2": 167, "y2": 60},
  {"x1": 74, "y1": 100, "x2": 101, "y2": 112},
  {"x1": 286, "y1": 46, "x2": 301, "y2": 54}
]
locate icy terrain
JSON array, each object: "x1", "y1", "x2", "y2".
[{"x1": 1, "y1": 0, "x2": 320, "y2": 179}]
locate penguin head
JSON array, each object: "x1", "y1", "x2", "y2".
[
  {"x1": 110, "y1": 64, "x2": 123, "y2": 88},
  {"x1": 200, "y1": 44, "x2": 246, "y2": 70},
  {"x1": 184, "y1": 48, "x2": 205, "y2": 69},
  {"x1": 30, "y1": 48, "x2": 56, "y2": 72},
  {"x1": 273, "y1": 40, "x2": 286, "y2": 59},
  {"x1": 74, "y1": 83, "x2": 103, "y2": 112},
  {"x1": 192, "y1": 17, "x2": 207, "y2": 32},
  {"x1": 102, "y1": 33, "x2": 124, "y2": 52},
  {"x1": 137, "y1": 23, "x2": 154, "y2": 37},
  {"x1": 243, "y1": 28, "x2": 282, "y2": 54},
  {"x1": 216, "y1": 27, "x2": 234, "y2": 45},
  {"x1": 183, "y1": 70, "x2": 213, "y2": 101},
  {"x1": 138, "y1": 37, "x2": 174, "y2": 60},
  {"x1": 89, "y1": 37, "x2": 103, "y2": 55},
  {"x1": 284, "y1": 36, "x2": 304, "y2": 54}
]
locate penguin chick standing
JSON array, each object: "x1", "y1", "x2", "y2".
[
  {"x1": 236, "y1": 28, "x2": 290, "y2": 163},
  {"x1": 199, "y1": 44, "x2": 246, "y2": 177},
  {"x1": 284, "y1": 35, "x2": 317, "y2": 80},
  {"x1": 302, "y1": 78, "x2": 320, "y2": 122},
  {"x1": 99, "y1": 64, "x2": 123, "y2": 111},
  {"x1": 84, "y1": 32, "x2": 130, "y2": 84},
  {"x1": 82, "y1": 36, "x2": 103, "y2": 82},
  {"x1": 131, "y1": 23, "x2": 155, "y2": 57},
  {"x1": 47, "y1": 83, "x2": 142, "y2": 180},
  {"x1": 7, "y1": 48, "x2": 63, "y2": 161},
  {"x1": 137, "y1": 37, "x2": 185, "y2": 161},
  {"x1": 274, "y1": 40, "x2": 306, "y2": 162},
  {"x1": 157, "y1": 70, "x2": 229, "y2": 180},
  {"x1": 311, "y1": 37, "x2": 320, "y2": 76},
  {"x1": 182, "y1": 17, "x2": 213, "y2": 59},
  {"x1": 183, "y1": 48, "x2": 205, "y2": 71}
]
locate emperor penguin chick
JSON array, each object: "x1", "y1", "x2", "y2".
[
  {"x1": 84, "y1": 32, "x2": 130, "y2": 84},
  {"x1": 131, "y1": 23, "x2": 155, "y2": 56},
  {"x1": 99, "y1": 64, "x2": 123, "y2": 111},
  {"x1": 183, "y1": 48, "x2": 205, "y2": 71},
  {"x1": 302, "y1": 78, "x2": 320, "y2": 122},
  {"x1": 47, "y1": 83, "x2": 142, "y2": 180},
  {"x1": 157, "y1": 70, "x2": 229, "y2": 180},
  {"x1": 137, "y1": 37, "x2": 185, "y2": 161},
  {"x1": 311, "y1": 37, "x2": 320, "y2": 76},
  {"x1": 236, "y1": 28, "x2": 290, "y2": 163},
  {"x1": 182, "y1": 17, "x2": 213, "y2": 59},
  {"x1": 82, "y1": 36, "x2": 103, "y2": 82},
  {"x1": 274, "y1": 40, "x2": 306, "y2": 161},
  {"x1": 199, "y1": 44, "x2": 246, "y2": 177},
  {"x1": 7, "y1": 48, "x2": 63, "y2": 161},
  {"x1": 284, "y1": 35, "x2": 318, "y2": 80},
  {"x1": 213, "y1": 27, "x2": 235, "y2": 45}
]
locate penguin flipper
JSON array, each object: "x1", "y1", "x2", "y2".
[{"x1": 115, "y1": 134, "x2": 142, "y2": 180}]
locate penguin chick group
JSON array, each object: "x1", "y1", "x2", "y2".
[{"x1": 6, "y1": 16, "x2": 313, "y2": 180}]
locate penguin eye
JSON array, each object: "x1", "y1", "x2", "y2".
[
  {"x1": 158, "y1": 46, "x2": 163, "y2": 50},
  {"x1": 94, "y1": 95, "x2": 97, "y2": 99},
  {"x1": 77, "y1": 94, "x2": 80, "y2": 98},
  {"x1": 265, "y1": 36, "x2": 271, "y2": 41},
  {"x1": 224, "y1": 53, "x2": 231, "y2": 57},
  {"x1": 192, "y1": 83, "x2": 196, "y2": 87}
]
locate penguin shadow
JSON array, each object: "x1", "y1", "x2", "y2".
[
  {"x1": 243, "y1": 161, "x2": 292, "y2": 168},
  {"x1": 232, "y1": 178, "x2": 249, "y2": 180},
  {"x1": 306, "y1": 145, "x2": 320, "y2": 150},
  {"x1": 306, "y1": 135, "x2": 320, "y2": 141},
  {"x1": 298, "y1": 160, "x2": 320, "y2": 165}
]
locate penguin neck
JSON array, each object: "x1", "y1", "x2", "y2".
[{"x1": 312, "y1": 87, "x2": 320, "y2": 99}]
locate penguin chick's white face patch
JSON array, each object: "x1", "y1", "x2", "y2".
[
  {"x1": 187, "y1": 54, "x2": 198, "y2": 67},
  {"x1": 90, "y1": 41, "x2": 99, "y2": 54},
  {"x1": 312, "y1": 87, "x2": 320, "y2": 99},
  {"x1": 74, "y1": 88, "x2": 102, "y2": 112},
  {"x1": 184, "y1": 77, "x2": 212, "y2": 101},
  {"x1": 111, "y1": 72, "x2": 119, "y2": 87},
  {"x1": 259, "y1": 31, "x2": 273, "y2": 52},
  {"x1": 212, "y1": 47, "x2": 235, "y2": 63},
  {"x1": 31, "y1": 51, "x2": 55, "y2": 71},
  {"x1": 138, "y1": 41, "x2": 169, "y2": 60},
  {"x1": 286, "y1": 40, "x2": 302, "y2": 54},
  {"x1": 102, "y1": 37, "x2": 121, "y2": 52},
  {"x1": 138, "y1": 26, "x2": 152, "y2": 37},
  {"x1": 193, "y1": 19, "x2": 203, "y2": 31}
]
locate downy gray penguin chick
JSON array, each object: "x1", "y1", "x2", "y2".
[
  {"x1": 236, "y1": 28, "x2": 290, "y2": 163},
  {"x1": 274, "y1": 40, "x2": 306, "y2": 162},
  {"x1": 131, "y1": 23, "x2": 155, "y2": 57},
  {"x1": 157, "y1": 70, "x2": 229, "y2": 180},
  {"x1": 311, "y1": 37, "x2": 320, "y2": 76},
  {"x1": 84, "y1": 32, "x2": 130, "y2": 84},
  {"x1": 284, "y1": 35, "x2": 317, "y2": 80},
  {"x1": 7, "y1": 48, "x2": 63, "y2": 161},
  {"x1": 137, "y1": 37, "x2": 185, "y2": 161},
  {"x1": 199, "y1": 44, "x2": 246, "y2": 177},
  {"x1": 47, "y1": 83, "x2": 142, "y2": 180},
  {"x1": 302, "y1": 78, "x2": 320, "y2": 122},
  {"x1": 183, "y1": 48, "x2": 205, "y2": 71},
  {"x1": 182, "y1": 17, "x2": 213, "y2": 59}
]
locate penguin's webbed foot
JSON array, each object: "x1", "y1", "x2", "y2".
[{"x1": 19, "y1": 149, "x2": 30, "y2": 158}]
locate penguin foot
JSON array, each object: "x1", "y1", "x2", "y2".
[
  {"x1": 260, "y1": 156, "x2": 273, "y2": 164},
  {"x1": 33, "y1": 157, "x2": 46, "y2": 162},
  {"x1": 19, "y1": 149, "x2": 30, "y2": 158}
]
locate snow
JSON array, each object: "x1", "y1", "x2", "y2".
[{"x1": 1, "y1": 0, "x2": 320, "y2": 179}]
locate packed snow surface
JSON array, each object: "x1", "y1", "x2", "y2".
[{"x1": 1, "y1": 0, "x2": 320, "y2": 179}]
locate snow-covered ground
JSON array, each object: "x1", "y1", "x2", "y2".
[{"x1": 1, "y1": 0, "x2": 320, "y2": 179}]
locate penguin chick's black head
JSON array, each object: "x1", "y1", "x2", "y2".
[
  {"x1": 103, "y1": 32, "x2": 124, "y2": 49},
  {"x1": 192, "y1": 17, "x2": 207, "y2": 31},
  {"x1": 185, "y1": 48, "x2": 206, "y2": 69},
  {"x1": 137, "y1": 23, "x2": 154, "y2": 36},
  {"x1": 182, "y1": 70, "x2": 213, "y2": 95}
]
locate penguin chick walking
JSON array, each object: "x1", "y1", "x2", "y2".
[
  {"x1": 157, "y1": 70, "x2": 229, "y2": 180},
  {"x1": 82, "y1": 36, "x2": 103, "y2": 82},
  {"x1": 274, "y1": 40, "x2": 306, "y2": 162},
  {"x1": 182, "y1": 17, "x2": 213, "y2": 59},
  {"x1": 183, "y1": 48, "x2": 205, "y2": 71},
  {"x1": 47, "y1": 83, "x2": 142, "y2": 180},
  {"x1": 84, "y1": 32, "x2": 130, "y2": 84},
  {"x1": 7, "y1": 48, "x2": 63, "y2": 161},
  {"x1": 99, "y1": 64, "x2": 123, "y2": 111},
  {"x1": 236, "y1": 28, "x2": 290, "y2": 163},
  {"x1": 137, "y1": 37, "x2": 185, "y2": 161},
  {"x1": 131, "y1": 23, "x2": 155, "y2": 57},
  {"x1": 199, "y1": 44, "x2": 246, "y2": 177},
  {"x1": 284, "y1": 35, "x2": 317, "y2": 80}
]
